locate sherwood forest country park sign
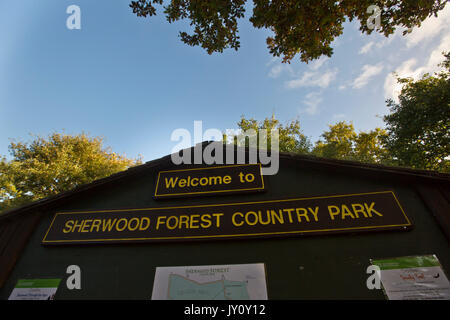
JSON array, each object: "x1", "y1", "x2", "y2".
[{"x1": 42, "y1": 191, "x2": 412, "y2": 245}]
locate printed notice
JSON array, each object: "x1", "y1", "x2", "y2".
[
  {"x1": 8, "y1": 279, "x2": 61, "y2": 300},
  {"x1": 372, "y1": 255, "x2": 450, "y2": 300},
  {"x1": 151, "y1": 263, "x2": 268, "y2": 300}
]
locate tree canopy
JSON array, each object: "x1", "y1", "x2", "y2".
[
  {"x1": 0, "y1": 133, "x2": 141, "y2": 212},
  {"x1": 234, "y1": 115, "x2": 312, "y2": 153},
  {"x1": 235, "y1": 53, "x2": 449, "y2": 171},
  {"x1": 383, "y1": 52, "x2": 450, "y2": 172},
  {"x1": 312, "y1": 121, "x2": 388, "y2": 163},
  {"x1": 233, "y1": 116, "x2": 389, "y2": 164},
  {"x1": 130, "y1": 0, "x2": 447, "y2": 62}
]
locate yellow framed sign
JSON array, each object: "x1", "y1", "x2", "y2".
[
  {"x1": 154, "y1": 164, "x2": 265, "y2": 199},
  {"x1": 42, "y1": 191, "x2": 412, "y2": 245}
]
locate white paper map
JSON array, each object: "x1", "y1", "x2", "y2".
[{"x1": 151, "y1": 263, "x2": 268, "y2": 300}]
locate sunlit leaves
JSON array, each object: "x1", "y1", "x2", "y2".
[
  {"x1": 312, "y1": 121, "x2": 388, "y2": 163},
  {"x1": 383, "y1": 53, "x2": 450, "y2": 172},
  {"x1": 130, "y1": 0, "x2": 447, "y2": 63},
  {"x1": 235, "y1": 115, "x2": 312, "y2": 153},
  {"x1": 0, "y1": 133, "x2": 142, "y2": 212}
]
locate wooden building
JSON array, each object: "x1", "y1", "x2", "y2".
[{"x1": 0, "y1": 143, "x2": 449, "y2": 299}]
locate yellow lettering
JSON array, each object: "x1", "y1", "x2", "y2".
[
  {"x1": 81, "y1": 219, "x2": 92, "y2": 233},
  {"x1": 212, "y1": 213, "x2": 223, "y2": 227},
  {"x1": 341, "y1": 205, "x2": 355, "y2": 219},
  {"x1": 72, "y1": 220, "x2": 84, "y2": 232},
  {"x1": 209, "y1": 176, "x2": 222, "y2": 185},
  {"x1": 270, "y1": 210, "x2": 284, "y2": 224},
  {"x1": 257, "y1": 210, "x2": 271, "y2": 225},
  {"x1": 166, "y1": 216, "x2": 178, "y2": 230},
  {"x1": 328, "y1": 206, "x2": 340, "y2": 220},
  {"x1": 179, "y1": 179, "x2": 186, "y2": 187},
  {"x1": 190, "y1": 214, "x2": 200, "y2": 229},
  {"x1": 164, "y1": 177, "x2": 178, "y2": 189},
  {"x1": 102, "y1": 219, "x2": 117, "y2": 232},
  {"x1": 296, "y1": 208, "x2": 310, "y2": 222},
  {"x1": 308, "y1": 207, "x2": 319, "y2": 221},
  {"x1": 116, "y1": 218, "x2": 128, "y2": 232},
  {"x1": 364, "y1": 202, "x2": 383, "y2": 217},
  {"x1": 245, "y1": 211, "x2": 259, "y2": 226},
  {"x1": 179, "y1": 215, "x2": 189, "y2": 229},
  {"x1": 128, "y1": 218, "x2": 140, "y2": 231},
  {"x1": 351, "y1": 203, "x2": 367, "y2": 218},
  {"x1": 63, "y1": 220, "x2": 74, "y2": 233},
  {"x1": 90, "y1": 219, "x2": 101, "y2": 232},
  {"x1": 232, "y1": 212, "x2": 244, "y2": 227},
  {"x1": 200, "y1": 214, "x2": 212, "y2": 228},
  {"x1": 139, "y1": 217, "x2": 151, "y2": 230}
]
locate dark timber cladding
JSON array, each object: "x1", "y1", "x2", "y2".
[{"x1": 0, "y1": 143, "x2": 449, "y2": 299}]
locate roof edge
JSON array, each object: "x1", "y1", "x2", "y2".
[{"x1": 1, "y1": 142, "x2": 448, "y2": 219}]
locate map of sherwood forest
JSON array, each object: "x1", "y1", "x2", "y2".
[
  {"x1": 151, "y1": 263, "x2": 268, "y2": 300},
  {"x1": 168, "y1": 274, "x2": 249, "y2": 300}
]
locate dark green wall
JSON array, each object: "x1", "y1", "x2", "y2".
[{"x1": 1, "y1": 160, "x2": 449, "y2": 299}]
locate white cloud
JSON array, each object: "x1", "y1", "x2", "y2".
[
  {"x1": 384, "y1": 59, "x2": 417, "y2": 101},
  {"x1": 333, "y1": 113, "x2": 346, "y2": 119},
  {"x1": 286, "y1": 68, "x2": 338, "y2": 89},
  {"x1": 301, "y1": 91, "x2": 323, "y2": 115},
  {"x1": 267, "y1": 60, "x2": 293, "y2": 78},
  {"x1": 268, "y1": 65, "x2": 284, "y2": 78},
  {"x1": 265, "y1": 56, "x2": 278, "y2": 66},
  {"x1": 405, "y1": 5, "x2": 450, "y2": 48},
  {"x1": 352, "y1": 63, "x2": 384, "y2": 89},
  {"x1": 384, "y1": 33, "x2": 450, "y2": 101},
  {"x1": 426, "y1": 33, "x2": 450, "y2": 70},
  {"x1": 359, "y1": 41, "x2": 375, "y2": 55},
  {"x1": 309, "y1": 56, "x2": 329, "y2": 70}
]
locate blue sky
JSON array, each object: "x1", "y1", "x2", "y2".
[{"x1": 1, "y1": 1, "x2": 448, "y2": 161}]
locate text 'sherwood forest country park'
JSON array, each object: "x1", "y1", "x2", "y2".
[{"x1": 42, "y1": 191, "x2": 411, "y2": 244}]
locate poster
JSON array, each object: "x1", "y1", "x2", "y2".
[
  {"x1": 372, "y1": 255, "x2": 450, "y2": 300},
  {"x1": 8, "y1": 279, "x2": 61, "y2": 300},
  {"x1": 151, "y1": 263, "x2": 268, "y2": 300}
]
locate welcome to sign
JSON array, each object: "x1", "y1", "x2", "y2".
[
  {"x1": 42, "y1": 191, "x2": 412, "y2": 245},
  {"x1": 154, "y1": 164, "x2": 266, "y2": 198}
]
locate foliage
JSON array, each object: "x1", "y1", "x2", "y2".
[
  {"x1": 383, "y1": 52, "x2": 450, "y2": 172},
  {"x1": 312, "y1": 121, "x2": 388, "y2": 163},
  {"x1": 230, "y1": 115, "x2": 312, "y2": 153},
  {"x1": 0, "y1": 133, "x2": 142, "y2": 212},
  {"x1": 129, "y1": 0, "x2": 447, "y2": 63}
]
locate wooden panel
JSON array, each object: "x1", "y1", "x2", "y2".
[
  {"x1": 0, "y1": 220, "x2": 18, "y2": 257},
  {"x1": 0, "y1": 212, "x2": 42, "y2": 288},
  {"x1": 416, "y1": 184, "x2": 450, "y2": 241},
  {"x1": 440, "y1": 185, "x2": 450, "y2": 203}
]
